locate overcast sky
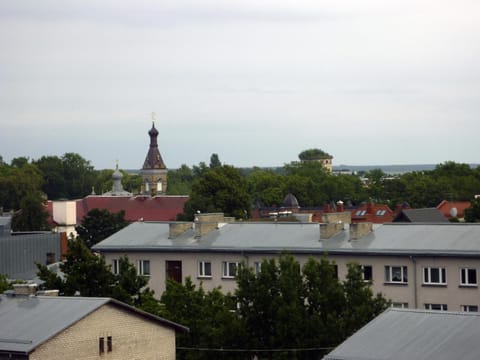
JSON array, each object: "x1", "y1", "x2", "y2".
[{"x1": 1, "y1": 0, "x2": 479, "y2": 170}]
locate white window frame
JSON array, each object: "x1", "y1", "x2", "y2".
[
  {"x1": 222, "y1": 261, "x2": 239, "y2": 279},
  {"x1": 460, "y1": 268, "x2": 477, "y2": 287},
  {"x1": 136, "y1": 260, "x2": 150, "y2": 276},
  {"x1": 392, "y1": 302, "x2": 409, "y2": 309},
  {"x1": 424, "y1": 303, "x2": 448, "y2": 311},
  {"x1": 461, "y1": 305, "x2": 479, "y2": 312},
  {"x1": 112, "y1": 259, "x2": 119, "y2": 275},
  {"x1": 253, "y1": 262, "x2": 262, "y2": 275},
  {"x1": 385, "y1": 266, "x2": 408, "y2": 284},
  {"x1": 423, "y1": 267, "x2": 447, "y2": 285},
  {"x1": 198, "y1": 261, "x2": 212, "y2": 278}
]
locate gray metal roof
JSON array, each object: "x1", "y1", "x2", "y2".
[
  {"x1": 0, "y1": 295, "x2": 187, "y2": 354},
  {"x1": 323, "y1": 308, "x2": 480, "y2": 360},
  {"x1": 0, "y1": 233, "x2": 62, "y2": 280},
  {"x1": 92, "y1": 221, "x2": 480, "y2": 257}
]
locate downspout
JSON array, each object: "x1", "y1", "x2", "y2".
[{"x1": 410, "y1": 255, "x2": 418, "y2": 309}]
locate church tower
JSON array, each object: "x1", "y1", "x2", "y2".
[{"x1": 140, "y1": 121, "x2": 168, "y2": 195}]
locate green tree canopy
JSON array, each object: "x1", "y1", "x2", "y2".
[
  {"x1": 298, "y1": 148, "x2": 332, "y2": 160},
  {"x1": 36, "y1": 239, "x2": 157, "y2": 309},
  {"x1": 11, "y1": 192, "x2": 51, "y2": 231},
  {"x1": 75, "y1": 208, "x2": 129, "y2": 249},
  {"x1": 181, "y1": 165, "x2": 251, "y2": 220},
  {"x1": 465, "y1": 198, "x2": 480, "y2": 222}
]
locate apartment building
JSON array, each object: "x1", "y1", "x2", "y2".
[{"x1": 93, "y1": 213, "x2": 480, "y2": 312}]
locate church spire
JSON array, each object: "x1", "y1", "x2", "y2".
[{"x1": 140, "y1": 113, "x2": 168, "y2": 195}]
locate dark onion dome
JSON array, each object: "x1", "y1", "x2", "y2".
[{"x1": 283, "y1": 193, "x2": 300, "y2": 208}]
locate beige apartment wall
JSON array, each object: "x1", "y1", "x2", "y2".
[
  {"x1": 103, "y1": 252, "x2": 480, "y2": 312},
  {"x1": 29, "y1": 304, "x2": 176, "y2": 360}
]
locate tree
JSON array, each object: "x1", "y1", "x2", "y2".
[
  {"x1": 465, "y1": 198, "x2": 480, "y2": 222},
  {"x1": 0, "y1": 162, "x2": 44, "y2": 211},
  {"x1": 34, "y1": 155, "x2": 67, "y2": 199},
  {"x1": 167, "y1": 164, "x2": 195, "y2": 195},
  {"x1": 298, "y1": 148, "x2": 332, "y2": 161},
  {"x1": 61, "y1": 152, "x2": 96, "y2": 198},
  {"x1": 236, "y1": 255, "x2": 305, "y2": 359},
  {"x1": 10, "y1": 156, "x2": 30, "y2": 168},
  {"x1": 0, "y1": 274, "x2": 10, "y2": 293},
  {"x1": 209, "y1": 153, "x2": 222, "y2": 169},
  {"x1": 36, "y1": 239, "x2": 157, "y2": 309},
  {"x1": 246, "y1": 168, "x2": 286, "y2": 207},
  {"x1": 341, "y1": 263, "x2": 390, "y2": 336},
  {"x1": 11, "y1": 192, "x2": 51, "y2": 231},
  {"x1": 235, "y1": 255, "x2": 389, "y2": 359},
  {"x1": 75, "y1": 208, "x2": 129, "y2": 249},
  {"x1": 182, "y1": 165, "x2": 251, "y2": 220},
  {"x1": 37, "y1": 238, "x2": 114, "y2": 297},
  {"x1": 159, "y1": 278, "x2": 244, "y2": 360}
]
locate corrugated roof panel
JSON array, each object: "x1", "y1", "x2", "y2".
[{"x1": 324, "y1": 309, "x2": 480, "y2": 360}]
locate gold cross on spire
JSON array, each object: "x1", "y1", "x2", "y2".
[{"x1": 151, "y1": 112, "x2": 156, "y2": 125}]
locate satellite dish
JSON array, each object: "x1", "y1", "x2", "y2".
[{"x1": 450, "y1": 207, "x2": 458, "y2": 218}]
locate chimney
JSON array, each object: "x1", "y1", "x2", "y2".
[
  {"x1": 195, "y1": 221, "x2": 218, "y2": 238},
  {"x1": 169, "y1": 222, "x2": 193, "y2": 239},
  {"x1": 194, "y1": 213, "x2": 225, "y2": 238},
  {"x1": 13, "y1": 283, "x2": 38, "y2": 296},
  {"x1": 336, "y1": 200, "x2": 344, "y2": 213},
  {"x1": 36, "y1": 289, "x2": 59, "y2": 296},
  {"x1": 320, "y1": 222, "x2": 344, "y2": 239},
  {"x1": 349, "y1": 222, "x2": 373, "y2": 240},
  {"x1": 367, "y1": 202, "x2": 374, "y2": 214}
]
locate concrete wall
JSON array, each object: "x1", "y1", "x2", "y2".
[{"x1": 29, "y1": 303, "x2": 176, "y2": 360}]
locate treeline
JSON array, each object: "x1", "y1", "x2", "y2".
[{"x1": 2, "y1": 152, "x2": 480, "y2": 220}]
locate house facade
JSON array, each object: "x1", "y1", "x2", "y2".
[
  {"x1": 0, "y1": 289, "x2": 187, "y2": 360},
  {"x1": 93, "y1": 213, "x2": 480, "y2": 313}
]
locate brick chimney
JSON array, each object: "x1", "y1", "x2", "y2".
[
  {"x1": 169, "y1": 222, "x2": 193, "y2": 239},
  {"x1": 320, "y1": 222, "x2": 344, "y2": 239},
  {"x1": 336, "y1": 200, "x2": 344, "y2": 213},
  {"x1": 367, "y1": 202, "x2": 374, "y2": 214},
  {"x1": 13, "y1": 283, "x2": 38, "y2": 296},
  {"x1": 194, "y1": 213, "x2": 225, "y2": 238},
  {"x1": 349, "y1": 222, "x2": 373, "y2": 240}
]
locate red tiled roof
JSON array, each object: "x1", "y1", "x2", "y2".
[
  {"x1": 76, "y1": 195, "x2": 189, "y2": 222},
  {"x1": 350, "y1": 203, "x2": 394, "y2": 224},
  {"x1": 437, "y1": 200, "x2": 471, "y2": 219}
]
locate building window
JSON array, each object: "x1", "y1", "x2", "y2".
[
  {"x1": 461, "y1": 305, "x2": 479, "y2": 312},
  {"x1": 424, "y1": 303, "x2": 448, "y2": 311},
  {"x1": 460, "y1": 268, "x2": 477, "y2": 286},
  {"x1": 376, "y1": 209, "x2": 386, "y2": 216},
  {"x1": 385, "y1": 266, "x2": 408, "y2": 284},
  {"x1": 157, "y1": 181, "x2": 162, "y2": 192},
  {"x1": 112, "y1": 259, "x2": 119, "y2": 275},
  {"x1": 355, "y1": 210, "x2": 366, "y2": 216},
  {"x1": 392, "y1": 302, "x2": 409, "y2": 309},
  {"x1": 423, "y1": 267, "x2": 447, "y2": 285},
  {"x1": 222, "y1": 261, "x2": 239, "y2": 278},
  {"x1": 254, "y1": 262, "x2": 262, "y2": 275},
  {"x1": 362, "y1": 265, "x2": 373, "y2": 282},
  {"x1": 107, "y1": 336, "x2": 112, "y2": 352},
  {"x1": 137, "y1": 260, "x2": 150, "y2": 276},
  {"x1": 99, "y1": 337, "x2": 105, "y2": 355},
  {"x1": 198, "y1": 261, "x2": 212, "y2": 278}
]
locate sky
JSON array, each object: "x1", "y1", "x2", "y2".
[{"x1": 1, "y1": 0, "x2": 479, "y2": 170}]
